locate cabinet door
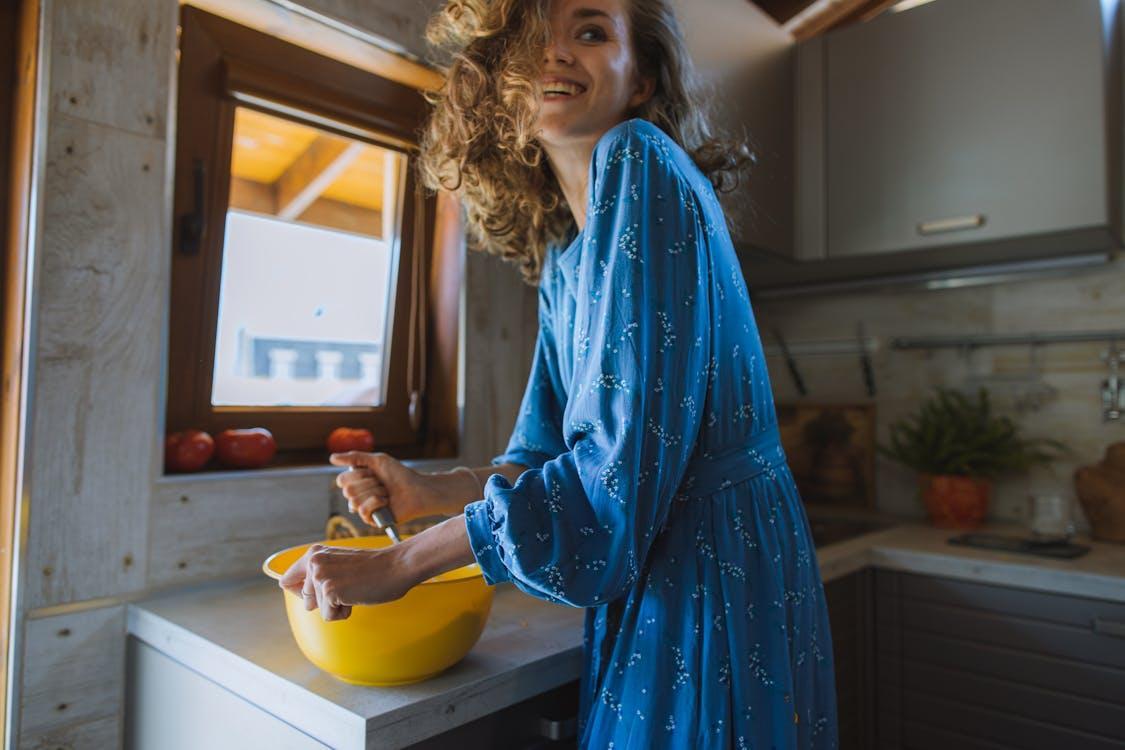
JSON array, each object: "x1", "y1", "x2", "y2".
[
  {"x1": 823, "y1": 570, "x2": 874, "y2": 750},
  {"x1": 875, "y1": 570, "x2": 1125, "y2": 750},
  {"x1": 825, "y1": 0, "x2": 1107, "y2": 258}
]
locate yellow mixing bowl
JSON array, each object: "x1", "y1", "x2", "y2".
[{"x1": 262, "y1": 536, "x2": 494, "y2": 686}]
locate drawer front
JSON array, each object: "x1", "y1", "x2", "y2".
[{"x1": 875, "y1": 570, "x2": 1125, "y2": 749}]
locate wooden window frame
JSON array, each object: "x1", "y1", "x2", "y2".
[
  {"x1": 168, "y1": 7, "x2": 460, "y2": 466},
  {"x1": 3, "y1": 0, "x2": 39, "y2": 734}
]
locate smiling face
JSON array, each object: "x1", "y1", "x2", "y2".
[{"x1": 535, "y1": 0, "x2": 655, "y2": 150}]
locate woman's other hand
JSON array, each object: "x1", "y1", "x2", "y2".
[
  {"x1": 329, "y1": 452, "x2": 443, "y2": 527},
  {"x1": 278, "y1": 543, "x2": 411, "y2": 621}
]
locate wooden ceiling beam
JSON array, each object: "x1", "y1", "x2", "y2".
[
  {"x1": 275, "y1": 135, "x2": 364, "y2": 221},
  {"x1": 789, "y1": 0, "x2": 898, "y2": 41},
  {"x1": 751, "y1": 0, "x2": 819, "y2": 25}
]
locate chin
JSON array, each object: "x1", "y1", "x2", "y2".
[{"x1": 535, "y1": 113, "x2": 601, "y2": 148}]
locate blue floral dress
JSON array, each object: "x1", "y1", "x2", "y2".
[{"x1": 464, "y1": 119, "x2": 838, "y2": 749}]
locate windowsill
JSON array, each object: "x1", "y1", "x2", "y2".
[{"x1": 155, "y1": 456, "x2": 469, "y2": 485}]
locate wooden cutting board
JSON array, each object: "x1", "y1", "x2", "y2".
[{"x1": 1075, "y1": 442, "x2": 1125, "y2": 543}]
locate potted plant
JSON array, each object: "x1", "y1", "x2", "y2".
[{"x1": 878, "y1": 388, "x2": 1066, "y2": 529}]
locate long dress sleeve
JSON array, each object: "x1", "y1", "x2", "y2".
[
  {"x1": 464, "y1": 122, "x2": 711, "y2": 607},
  {"x1": 491, "y1": 268, "x2": 570, "y2": 471}
]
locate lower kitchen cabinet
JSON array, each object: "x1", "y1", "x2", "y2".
[
  {"x1": 874, "y1": 570, "x2": 1125, "y2": 750},
  {"x1": 404, "y1": 680, "x2": 579, "y2": 750},
  {"x1": 823, "y1": 570, "x2": 875, "y2": 750}
]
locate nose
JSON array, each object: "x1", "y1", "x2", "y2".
[{"x1": 543, "y1": 34, "x2": 574, "y2": 65}]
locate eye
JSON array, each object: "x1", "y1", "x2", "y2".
[{"x1": 576, "y1": 25, "x2": 607, "y2": 42}]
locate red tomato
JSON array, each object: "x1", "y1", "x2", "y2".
[
  {"x1": 326, "y1": 427, "x2": 375, "y2": 454},
  {"x1": 215, "y1": 428, "x2": 276, "y2": 469},
  {"x1": 164, "y1": 429, "x2": 215, "y2": 473}
]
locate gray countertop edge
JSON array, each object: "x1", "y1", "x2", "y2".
[{"x1": 127, "y1": 521, "x2": 1125, "y2": 749}]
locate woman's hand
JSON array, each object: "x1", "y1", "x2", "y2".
[
  {"x1": 278, "y1": 543, "x2": 413, "y2": 621},
  {"x1": 330, "y1": 452, "x2": 446, "y2": 527}
]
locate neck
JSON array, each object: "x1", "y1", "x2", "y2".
[{"x1": 541, "y1": 137, "x2": 598, "y2": 231}]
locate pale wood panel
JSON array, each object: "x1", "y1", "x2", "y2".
[
  {"x1": 294, "y1": 0, "x2": 441, "y2": 63},
  {"x1": 51, "y1": 0, "x2": 176, "y2": 138},
  {"x1": 461, "y1": 252, "x2": 539, "y2": 468},
  {"x1": 18, "y1": 606, "x2": 124, "y2": 745},
  {"x1": 23, "y1": 114, "x2": 167, "y2": 610},
  {"x1": 183, "y1": 0, "x2": 444, "y2": 91},
  {"x1": 18, "y1": 714, "x2": 120, "y2": 750},
  {"x1": 147, "y1": 472, "x2": 334, "y2": 588}
]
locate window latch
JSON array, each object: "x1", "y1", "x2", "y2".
[{"x1": 179, "y1": 158, "x2": 207, "y2": 255}]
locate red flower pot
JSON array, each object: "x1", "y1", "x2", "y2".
[{"x1": 919, "y1": 474, "x2": 992, "y2": 529}]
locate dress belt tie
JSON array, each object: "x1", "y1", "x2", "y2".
[{"x1": 676, "y1": 424, "x2": 788, "y2": 500}]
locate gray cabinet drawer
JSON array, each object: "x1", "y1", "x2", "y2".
[{"x1": 875, "y1": 570, "x2": 1125, "y2": 749}]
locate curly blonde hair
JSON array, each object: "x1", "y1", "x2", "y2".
[{"x1": 419, "y1": 0, "x2": 753, "y2": 284}]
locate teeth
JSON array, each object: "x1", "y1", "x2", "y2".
[{"x1": 544, "y1": 82, "x2": 583, "y2": 96}]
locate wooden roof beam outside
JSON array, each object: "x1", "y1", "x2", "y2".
[{"x1": 276, "y1": 135, "x2": 365, "y2": 220}]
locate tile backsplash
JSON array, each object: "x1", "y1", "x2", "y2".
[{"x1": 751, "y1": 255, "x2": 1125, "y2": 531}]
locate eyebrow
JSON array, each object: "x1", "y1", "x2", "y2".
[{"x1": 572, "y1": 8, "x2": 612, "y2": 21}]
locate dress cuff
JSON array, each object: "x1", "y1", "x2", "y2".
[
  {"x1": 464, "y1": 499, "x2": 511, "y2": 586},
  {"x1": 491, "y1": 449, "x2": 551, "y2": 471}
]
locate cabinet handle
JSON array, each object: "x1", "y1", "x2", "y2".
[
  {"x1": 537, "y1": 715, "x2": 578, "y2": 741},
  {"x1": 1093, "y1": 617, "x2": 1125, "y2": 639},
  {"x1": 917, "y1": 214, "x2": 986, "y2": 236}
]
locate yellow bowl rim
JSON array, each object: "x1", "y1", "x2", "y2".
[{"x1": 261, "y1": 539, "x2": 486, "y2": 587}]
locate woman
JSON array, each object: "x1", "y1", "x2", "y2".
[{"x1": 280, "y1": 0, "x2": 838, "y2": 746}]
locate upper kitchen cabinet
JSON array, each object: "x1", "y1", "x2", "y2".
[{"x1": 745, "y1": 0, "x2": 1123, "y2": 295}]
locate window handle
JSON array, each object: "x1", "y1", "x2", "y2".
[{"x1": 180, "y1": 158, "x2": 207, "y2": 255}]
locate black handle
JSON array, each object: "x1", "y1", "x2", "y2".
[
  {"x1": 857, "y1": 322, "x2": 876, "y2": 397},
  {"x1": 537, "y1": 715, "x2": 578, "y2": 741},
  {"x1": 772, "y1": 328, "x2": 807, "y2": 397},
  {"x1": 1093, "y1": 617, "x2": 1125, "y2": 639},
  {"x1": 179, "y1": 158, "x2": 207, "y2": 255}
]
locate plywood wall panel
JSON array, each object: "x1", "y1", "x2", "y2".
[
  {"x1": 461, "y1": 252, "x2": 539, "y2": 469},
  {"x1": 296, "y1": 0, "x2": 443, "y2": 61},
  {"x1": 147, "y1": 472, "x2": 334, "y2": 588},
  {"x1": 50, "y1": 0, "x2": 176, "y2": 139},
  {"x1": 24, "y1": 113, "x2": 166, "y2": 610},
  {"x1": 18, "y1": 606, "x2": 124, "y2": 748}
]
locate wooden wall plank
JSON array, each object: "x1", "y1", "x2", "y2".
[
  {"x1": 461, "y1": 251, "x2": 539, "y2": 468},
  {"x1": 18, "y1": 606, "x2": 124, "y2": 747},
  {"x1": 23, "y1": 113, "x2": 167, "y2": 610},
  {"x1": 50, "y1": 0, "x2": 175, "y2": 138},
  {"x1": 18, "y1": 714, "x2": 120, "y2": 750},
  {"x1": 147, "y1": 472, "x2": 334, "y2": 588}
]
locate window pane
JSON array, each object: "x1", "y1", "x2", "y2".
[{"x1": 212, "y1": 107, "x2": 403, "y2": 408}]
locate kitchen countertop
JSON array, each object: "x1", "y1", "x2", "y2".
[{"x1": 127, "y1": 518, "x2": 1125, "y2": 749}]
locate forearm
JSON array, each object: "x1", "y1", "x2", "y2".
[
  {"x1": 430, "y1": 462, "x2": 527, "y2": 515},
  {"x1": 394, "y1": 514, "x2": 477, "y2": 587}
]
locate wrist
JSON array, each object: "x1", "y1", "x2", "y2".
[{"x1": 393, "y1": 515, "x2": 475, "y2": 587}]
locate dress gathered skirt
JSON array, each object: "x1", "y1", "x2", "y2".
[{"x1": 464, "y1": 118, "x2": 839, "y2": 749}]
